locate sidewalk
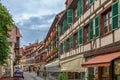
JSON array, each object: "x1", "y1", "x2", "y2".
[
  {"x1": 0, "y1": 77, "x2": 13, "y2": 80},
  {"x1": 29, "y1": 72, "x2": 44, "y2": 80}
]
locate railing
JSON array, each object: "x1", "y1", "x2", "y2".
[{"x1": 44, "y1": 49, "x2": 58, "y2": 60}]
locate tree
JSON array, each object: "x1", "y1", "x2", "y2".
[
  {"x1": 57, "y1": 72, "x2": 68, "y2": 80},
  {"x1": 0, "y1": 2, "x2": 14, "y2": 65}
]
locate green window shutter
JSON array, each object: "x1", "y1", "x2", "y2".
[
  {"x1": 78, "y1": 28, "x2": 83, "y2": 45},
  {"x1": 67, "y1": 9, "x2": 73, "y2": 25},
  {"x1": 64, "y1": 41, "x2": 66, "y2": 52},
  {"x1": 77, "y1": 0, "x2": 83, "y2": 17},
  {"x1": 95, "y1": 16, "x2": 100, "y2": 38},
  {"x1": 112, "y1": 1, "x2": 119, "y2": 30},
  {"x1": 69, "y1": 35, "x2": 73, "y2": 50},
  {"x1": 90, "y1": 0, "x2": 94, "y2": 5},
  {"x1": 63, "y1": 19, "x2": 67, "y2": 33},
  {"x1": 90, "y1": 20, "x2": 94, "y2": 40}
]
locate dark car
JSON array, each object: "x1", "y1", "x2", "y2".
[{"x1": 13, "y1": 69, "x2": 24, "y2": 80}]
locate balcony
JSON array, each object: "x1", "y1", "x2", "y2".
[{"x1": 44, "y1": 49, "x2": 58, "y2": 60}]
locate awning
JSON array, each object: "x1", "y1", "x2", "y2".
[
  {"x1": 45, "y1": 60, "x2": 60, "y2": 72},
  {"x1": 82, "y1": 52, "x2": 120, "y2": 67},
  {"x1": 61, "y1": 55, "x2": 85, "y2": 72}
]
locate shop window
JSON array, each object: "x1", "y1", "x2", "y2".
[
  {"x1": 80, "y1": 72, "x2": 85, "y2": 79},
  {"x1": 68, "y1": 72, "x2": 74, "y2": 79},
  {"x1": 102, "y1": 67, "x2": 109, "y2": 80},
  {"x1": 101, "y1": 9, "x2": 112, "y2": 34},
  {"x1": 88, "y1": 67, "x2": 94, "y2": 80},
  {"x1": 84, "y1": 24, "x2": 90, "y2": 43},
  {"x1": 75, "y1": 72, "x2": 80, "y2": 79},
  {"x1": 114, "y1": 59, "x2": 120, "y2": 75}
]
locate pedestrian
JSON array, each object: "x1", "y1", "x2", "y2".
[
  {"x1": 43, "y1": 71, "x2": 47, "y2": 80},
  {"x1": 37, "y1": 68, "x2": 39, "y2": 76}
]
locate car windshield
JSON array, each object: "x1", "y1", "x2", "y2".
[{"x1": 15, "y1": 69, "x2": 23, "y2": 74}]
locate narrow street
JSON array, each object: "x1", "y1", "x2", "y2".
[{"x1": 23, "y1": 72, "x2": 43, "y2": 80}]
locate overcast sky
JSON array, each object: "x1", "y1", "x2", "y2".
[{"x1": 1, "y1": 0, "x2": 65, "y2": 47}]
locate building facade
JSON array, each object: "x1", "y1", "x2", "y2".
[
  {"x1": 23, "y1": 42, "x2": 38, "y2": 72},
  {"x1": 35, "y1": 41, "x2": 47, "y2": 76},
  {"x1": 57, "y1": 0, "x2": 120, "y2": 80},
  {"x1": 44, "y1": 11, "x2": 64, "y2": 79}
]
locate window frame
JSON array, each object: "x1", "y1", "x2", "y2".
[{"x1": 101, "y1": 7, "x2": 112, "y2": 36}]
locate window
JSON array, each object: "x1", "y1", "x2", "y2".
[
  {"x1": 62, "y1": 19, "x2": 67, "y2": 33},
  {"x1": 66, "y1": 38, "x2": 69, "y2": 52},
  {"x1": 77, "y1": 0, "x2": 83, "y2": 17},
  {"x1": 60, "y1": 43, "x2": 63, "y2": 54},
  {"x1": 73, "y1": 32, "x2": 78, "y2": 48},
  {"x1": 63, "y1": 41, "x2": 66, "y2": 53},
  {"x1": 75, "y1": 72, "x2": 80, "y2": 79},
  {"x1": 67, "y1": 9, "x2": 73, "y2": 25},
  {"x1": 78, "y1": 28, "x2": 83, "y2": 45},
  {"x1": 112, "y1": 1, "x2": 119, "y2": 29},
  {"x1": 74, "y1": 8, "x2": 78, "y2": 23},
  {"x1": 84, "y1": 0, "x2": 90, "y2": 12},
  {"x1": 103, "y1": 9, "x2": 112, "y2": 34},
  {"x1": 84, "y1": 25, "x2": 90, "y2": 43},
  {"x1": 69, "y1": 35, "x2": 73, "y2": 50},
  {"x1": 88, "y1": 67, "x2": 94, "y2": 80}
]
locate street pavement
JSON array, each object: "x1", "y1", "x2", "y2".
[{"x1": 23, "y1": 72, "x2": 44, "y2": 80}]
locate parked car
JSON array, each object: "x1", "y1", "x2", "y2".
[{"x1": 13, "y1": 69, "x2": 24, "y2": 80}]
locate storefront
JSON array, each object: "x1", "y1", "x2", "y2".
[
  {"x1": 82, "y1": 52, "x2": 120, "y2": 80},
  {"x1": 114, "y1": 59, "x2": 120, "y2": 80},
  {"x1": 61, "y1": 55, "x2": 85, "y2": 80},
  {"x1": 45, "y1": 60, "x2": 60, "y2": 79}
]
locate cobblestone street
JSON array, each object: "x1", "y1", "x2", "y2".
[{"x1": 23, "y1": 72, "x2": 44, "y2": 80}]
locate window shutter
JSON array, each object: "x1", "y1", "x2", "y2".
[
  {"x1": 78, "y1": 28, "x2": 83, "y2": 45},
  {"x1": 77, "y1": 0, "x2": 83, "y2": 17},
  {"x1": 95, "y1": 16, "x2": 100, "y2": 37},
  {"x1": 67, "y1": 9, "x2": 73, "y2": 25},
  {"x1": 63, "y1": 19, "x2": 67, "y2": 33},
  {"x1": 69, "y1": 35, "x2": 73, "y2": 50},
  {"x1": 112, "y1": 1, "x2": 119, "y2": 30},
  {"x1": 90, "y1": 20, "x2": 94, "y2": 40},
  {"x1": 90, "y1": 0, "x2": 94, "y2": 5},
  {"x1": 64, "y1": 41, "x2": 66, "y2": 53}
]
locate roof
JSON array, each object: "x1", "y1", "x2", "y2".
[
  {"x1": 44, "y1": 11, "x2": 65, "y2": 42},
  {"x1": 82, "y1": 52, "x2": 120, "y2": 67}
]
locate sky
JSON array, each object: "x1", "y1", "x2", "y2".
[{"x1": 1, "y1": 0, "x2": 65, "y2": 47}]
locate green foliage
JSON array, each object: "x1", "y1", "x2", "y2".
[
  {"x1": 0, "y1": 2, "x2": 13, "y2": 65},
  {"x1": 43, "y1": 71, "x2": 47, "y2": 77},
  {"x1": 57, "y1": 72, "x2": 68, "y2": 80}
]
